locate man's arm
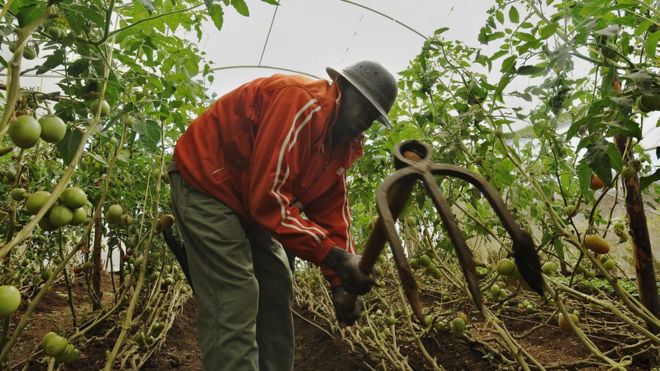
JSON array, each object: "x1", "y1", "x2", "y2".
[{"x1": 246, "y1": 86, "x2": 341, "y2": 265}]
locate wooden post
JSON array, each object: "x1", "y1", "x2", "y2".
[
  {"x1": 91, "y1": 217, "x2": 103, "y2": 310},
  {"x1": 614, "y1": 134, "x2": 659, "y2": 331}
]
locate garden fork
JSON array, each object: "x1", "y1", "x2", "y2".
[{"x1": 358, "y1": 140, "x2": 545, "y2": 322}]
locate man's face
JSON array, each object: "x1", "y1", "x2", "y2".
[{"x1": 336, "y1": 81, "x2": 381, "y2": 138}]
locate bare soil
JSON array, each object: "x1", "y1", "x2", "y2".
[
  {"x1": 143, "y1": 299, "x2": 372, "y2": 371},
  {"x1": 5, "y1": 273, "x2": 656, "y2": 370}
]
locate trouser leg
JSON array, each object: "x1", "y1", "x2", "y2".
[
  {"x1": 247, "y1": 226, "x2": 295, "y2": 371},
  {"x1": 285, "y1": 248, "x2": 297, "y2": 274},
  {"x1": 168, "y1": 167, "x2": 259, "y2": 371}
]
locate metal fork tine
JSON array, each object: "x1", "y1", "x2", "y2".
[
  {"x1": 359, "y1": 167, "x2": 418, "y2": 275},
  {"x1": 421, "y1": 172, "x2": 484, "y2": 312},
  {"x1": 429, "y1": 164, "x2": 544, "y2": 296},
  {"x1": 375, "y1": 172, "x2": 426, "y2": 322},
  {"x1": 356, "y1": 140, "x2": 544, "y2": 324}
]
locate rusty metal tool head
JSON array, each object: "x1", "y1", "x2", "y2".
[{"x1": 359, "y1": 140, "x2": 545, "y2": 323}]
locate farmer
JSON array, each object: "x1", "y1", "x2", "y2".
[{"x1": 167, "y1": 61, "x2": 398, "y2": 370}]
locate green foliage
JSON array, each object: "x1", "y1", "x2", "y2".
[
  {"x1": 348, "y1": 0, "x2": 659, "y2": 276},
  {"x1": 0, "y1": 0, "x2": 276, "y2": 366}
]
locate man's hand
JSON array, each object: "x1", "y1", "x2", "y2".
[
  {"x1": 331, "y1": 286, "x2": 364, "y2": 325},
  {"x1": 323, "y1": 246, "x2": 374, "y2": 295}
]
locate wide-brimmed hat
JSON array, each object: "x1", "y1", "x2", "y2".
[{"x1": 326, "y1": 61, "x2": 398, "y2": 128}]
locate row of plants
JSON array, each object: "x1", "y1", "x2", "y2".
[
  {"x1": 0, "y1": 0, "x2": 276, "y2": 368},
  {"x1": 331, "y1": 0, "x2": 658, "y2": 368}
]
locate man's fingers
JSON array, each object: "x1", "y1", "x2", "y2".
[{"x1": 332, "y1": 288, "x2": 364, "y2": 325}]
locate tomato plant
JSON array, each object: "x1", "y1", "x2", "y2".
[{"x1": 0, "y1": 0, "x2": 276, "y2": 368}]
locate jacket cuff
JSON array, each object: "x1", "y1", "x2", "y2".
[
  {"x1": 321, "y1": 265, "x2": 342, "y2": 288},
  {"x1": 313, "y1": 238, "x2": 342, "y2": 288},
  {"x1": 311, "y1": 237, "x2": 336, "y2": 265}
]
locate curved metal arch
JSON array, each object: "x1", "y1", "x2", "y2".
[
  {"x1": 211, "y1": 65, "x2": 322, "y2": 79},
  {"x1": 338, "y1": 0, "x2": 428, "y2": 40}
]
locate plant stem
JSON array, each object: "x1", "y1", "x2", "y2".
[
  {"x1": 0, "y1": 244, "x2": 81, "y2": 363},
  {"x1": 58, "y1": 229, "x2": 78, "y2": 329},
  {"x1": 0, "y1": 6, "x2": 54, "y2": 138},
  {"x1": 554, "y1": 290, "x2": 625, "y2": 368}
]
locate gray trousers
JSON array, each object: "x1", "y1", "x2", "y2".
[{"x1": 168, "y1": 163, "x2": 294, "y2": 371}]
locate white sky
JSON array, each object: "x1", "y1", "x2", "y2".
[{"x1": 190, "y1": 0, "x2": 491, "y2": 96}]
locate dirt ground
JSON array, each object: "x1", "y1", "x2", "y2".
[
  {"x1": 142, "y1": 298, "x2": 372, "y2": 370},
  {"x1": 6, "y1": 272, "x2": 368, "y2": 371},
  {"x1": 5, "y1": 272, "x2": 656, "y2": 370}
]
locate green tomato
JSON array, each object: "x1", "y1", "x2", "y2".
[
  {"x1": 450, "y1": 317, "x2": 466, "y2": 336},
  {"x1": 105, "y1": 204, "x2": 123, "y2": 223},
  {"x1": 621, "y1": 166, "x2": 636, "y2": 180},
  {"x1": 124, "y1": 115, "x2": 136, "y2": 127},
  {"x1": 47, "y1": 26, "x2": 63, "y2": 39},
  {"x1": 43, "y1": 333, "x2": 68, "y2": 357},
  {"x1": 61, "y1": 187, "x2": 88, "y2": 209},
  {"x1": 638, "y1": 95, "x2": 660, "y2": 113},
  {"x1": 10, "y1": 188, "x2": 27, "y2": 201},
  {"x1": 0, "y1": 285, "x2": 21, "y2": 318},
  {"x1": 23, "y1": 46, "x2": 37, "y2": 60},
  {"x1": 541, "y1": 261, "x2": 558, "y2": 275},
  {"x1": 120, "y1": 214, "x2": 134, "y2": 226},
  {"x1": 40, "y1": 269, "x2": 52, "y2": 281},
  {"x1": 90, "y1": 99, "x2": 111, "y2": 117},
  {"x1": 25, "y1": 191, "x2": 51, "y2": 215},
  {"x1": 9, "y1": 115, "x2": 41, "y2": 149},
  {"x1": 490, "y1": 284, "x2": 500, "y2": 297},
  {"x1": 69, "y1": 207, "x2": 88, "y2": 225},
  {"x1": 565, "y1": 205, "x2": 578, "y2": 217},
  {"x1": 496, "y1": 258, "x2": 516, "y2": 276},
  {"x1": 603, "y1": 258, "x2": 617, "y2": 270},
  {"x1": 49, "y1": 205, "x2": 73, "y2": 227},
  {"x1": 39, "y1": 115, "x2": 66, "y2": 144}
]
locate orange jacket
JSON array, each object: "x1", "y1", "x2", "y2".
[{"x1": 173, "y1": 74, "x2": 363, "y2": 286}]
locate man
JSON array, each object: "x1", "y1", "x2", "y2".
[{"x1": 167, "y1": 61, "x2": 398, "y2": 370}]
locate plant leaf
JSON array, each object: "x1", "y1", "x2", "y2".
[
  {"x1": 207, "y1": 3, "x2": 224, "y2": 30},
  {"x1": 501, "y1": 55, "x2": 517, "y2": 73},
  {"x1": 231, "y1": 0, "x2": 250, "y2": 16},
  {"x1": 56, "y1": 127, "x2": 84, "y2": 165},
  {"x1": 508, "y1": 6, "x2": 519, "y2": 23},
  {"x1": 137, "y1": 0, "x2": 156, "y2": 13},
  {"x1": 516, "y1": 65, "x2": 545, "y2": 76},
  {"x1": 133, "y1": 120, "x2": 162, "y2": 153},
  {"x1": 646, "y1": 30, "x2": 660, "y2": 59},
  {"x1": 640, "y1": 169, "x2": 660, "y2": 191},
  {"x1": 539, "y1": 23, "x2": 558, "y2": 39},
  {"x1": 36, "y1": 48, "x2": 65, "y2": 74},
  {"x1": 584, "y1": 138, "x2": 613, "y2": 186}
]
